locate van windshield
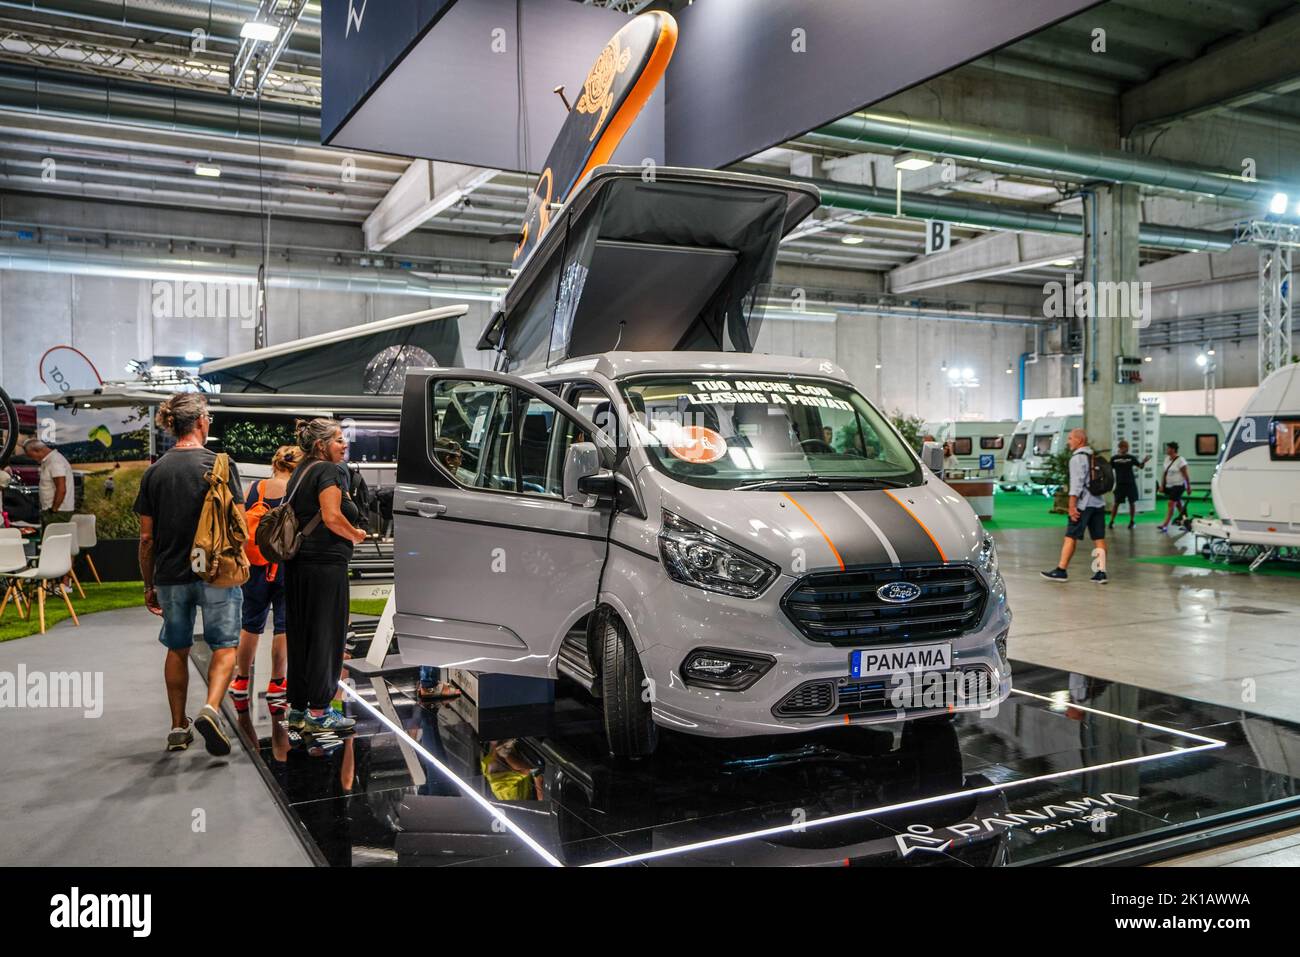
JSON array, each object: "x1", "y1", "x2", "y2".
[
  {"x1": 1007, "y1": 433, "x2": 1028, "y2": 460},
  {"x1": 620, "y1": 375, "x2": 922, "y2": 490}
]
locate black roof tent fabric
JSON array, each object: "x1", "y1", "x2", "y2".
[
  {"x1": 479, "y1": 167, "x2": 819, "y2": 369},
  {"x1": 201, "y1": 312, "x2": 463, "y2": 395}
]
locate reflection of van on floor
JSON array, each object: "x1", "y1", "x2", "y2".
[{"x1": 394, "y1": 167, "x2": 1011, "y2": 756}]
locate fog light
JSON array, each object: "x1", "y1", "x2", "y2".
[
  {"x1": 681, "y1": 648, "x2": 775, "y2": 691},
  {"x1": 995, "y1": 630, "x2": 1009, "y2": 666}
]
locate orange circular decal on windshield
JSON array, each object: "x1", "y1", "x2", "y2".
[{"x1": 668, "y1": 426, "x2": 727, "y2": 464}]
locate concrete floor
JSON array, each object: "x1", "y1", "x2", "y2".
[
  {"x1": 0, "y1": 605, "x2": 311, "y2": 866},
  {"x1": 998, "y1": 524, "x2": 1300, "y2": 725},
  {"x1": 0, "y1": 518, "x2": 1295, "y2": 867}
]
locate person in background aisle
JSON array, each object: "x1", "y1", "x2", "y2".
[
  {"x1": 229, "y1": 445, "x2": 300, "y2": 715},
  {"x1": 1158, "y1": 441, "x2": 1192, "y2": 532},
  {"x1": 1041, "y1": 427, "x2": 1109, "y2": 584},
  {"x1": 942, "y1": 441, "x2": 961, "y2": 475},
  {"x1": 134, "y1": 393, "x2": 243, "y2": 756},
  {"x1": 22, "y1": 438, "x2": 75, "y2": 527},
  {"x1": 283, "y1": 419, "x2": 367, "y2": 737},
  {"x1": 1108, "y1": 439, "x2": 1149, "y2": 529}
]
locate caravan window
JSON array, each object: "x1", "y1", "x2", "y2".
[
  {"x1": 951, "y1": 437, "x2": 973, "y2": 455},
  {"x1": 1195, "y1": 433, "x2": 1219, "y2": 457},
  {"x1": 980, "y1": 436, "x2": 1004, "y2": 450},
  {"x1": 1033, "y1": 434, "x2": 1054, "y2": 455},
  {"x1": 1007, "y1": 434, "x2": 1028, "y2": 460},
  {"x1": 1270, "y1": 419, "x2": 1300, "y2": 461}
]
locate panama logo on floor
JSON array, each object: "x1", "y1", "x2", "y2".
[
  {"x1": 0, "y1": 665, "x2": 103, "y2": 718},
  {"x1": 49, "y1": 887, "x2": 150, "y2": 937}
]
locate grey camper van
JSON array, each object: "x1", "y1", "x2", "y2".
[{"x1": 394, "y1": 168, "x2": 1011, "y2": 756}]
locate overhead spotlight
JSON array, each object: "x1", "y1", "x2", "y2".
[
  {"x1": 1143, "y1": 355, "x2": 1153, "y2": 363},
  {"x1": 1269, "y1": 192, "x2": 1288, "y2": 215},
  {"x1": 962, "y1": 367, "x2": 974, "y2": 380},
  {"x1": 1195, "y1": 353, "x2": 1208, "y2": 367},
  {"x1": 195, "y1": 163, "x2": 221, "y2": 178},
  {"x1": 940, "y1": 360, "x2": 948, "y2": 371},
  {"x1": 947, "y1": 367, "x2": 961, "y2": 381},
  {"x1": 1207, "y1": 348, "x2": 1216, "y2": 356},
  {"x1": 1052, "y1": 259, "x2": 1075, "y2": 267},
  {"x1": 240, "y1": 20, "x2": 280, "y2": 42},
  {"x1": 894, "y1": 152, "x2": 934, "y2": 171},
  {"x1": 1005, "y1": 363, "x2": 1014, "y2": 374},
  {"x1": 184, "y1": 351, "x2": 204, "y2": 363},
  {"x1": 874, "y1": 362, "x2": 882, "y2": 369},
  {"x1": 840, "y1": 235, "x2": 865, "y2": 245},
  {"x1": 1071, "y1": 360, "x2": 1080, "y2": 369}
]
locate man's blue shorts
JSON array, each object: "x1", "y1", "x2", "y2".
[{"x1": 156, "y1": 581, "x2": 243, "y2": 651}]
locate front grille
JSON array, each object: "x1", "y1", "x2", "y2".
[
  {"x1": 773, "y1": 666, "x2": 996, "y2": 720},
  {"x1": 773, "y1": 681, "x2": 834, "y2": 717},
  {"x1": 781, "y1": 564, "x2": 986, "y2": 647}
]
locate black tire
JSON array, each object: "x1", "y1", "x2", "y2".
[
  {"x1": 599, "y1": 612, "x2": 658, "y2": 758},
  {"x1": 0, "y1": 385, "x2": 17, "y2": 469}
]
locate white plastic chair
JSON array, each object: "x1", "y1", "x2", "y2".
[
  {"x1": 0, "y1": 538, "x2": 30, "y2": 620},
  {"x1": 11, "y1": 533, "x2": 78, "y2": 633},
  {"x1": 70, "y1": 513, "x2": 101, "y2": 584},
  {"x1": 41, "y1": 521, "x2": 85, "y2": 599}
]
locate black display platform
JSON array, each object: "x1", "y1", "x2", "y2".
[{"x1": 208, "y1": 654, "x2": 1300, "y2": 867}]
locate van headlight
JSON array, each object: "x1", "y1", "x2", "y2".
[
  {"x1": 977, "y1": 532, "x2": 1000, "y2": 580},
  {"x1": 659, "y1": 511, "x2": 778, "y2": 599}
]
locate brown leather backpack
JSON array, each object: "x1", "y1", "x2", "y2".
[
  {"x1": 254, "y1": 460, "x2": 327, "y2": 563},
  {"x1": 192, "y1": 453, "x2": 250, "y2": 588}
]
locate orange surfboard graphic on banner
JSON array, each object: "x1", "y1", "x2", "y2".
[{"x1": 513, "y1": 11, "x2": 677, "y2": 267}]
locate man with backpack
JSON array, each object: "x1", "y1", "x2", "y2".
[
  {"x1": 1041, "y1": 427, "x2": 1110, "y2": 584},
  {"x1": 229, "y1": 445, "x2": 299, "y2": 715},
  {"x1": 134, "y1": 393, "x2": 245, "y2": 756}
]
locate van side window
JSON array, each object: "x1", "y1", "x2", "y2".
[
  {"x1": 952, "y1": 437, "x2": 973, "y2": 455},
  {"x1": 429, "y1": 379, "x2": 517, "y2": 492},
  {"x1": 1195, "y1": 433, "x2": 1219, "y2": 457},
  {"x1": 428, "y1": 378, "x2": 587, "y2": 499},
  {"x1": 1270, "y1": 419, "x2": 1300, "y2": 461},
  {"x1": 980, "y1": 436, "x2": 1004, "y2": 450}
]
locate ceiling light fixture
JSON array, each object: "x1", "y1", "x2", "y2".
[
  {"x1": 195, "y1": 163, "x2": 222, "y2": 178},
  {"x1": 240, "y1": 20, "x2": 280, "y2": 42},
  {"x1": 840, "y1": 235, "x2": 865, "y2": 245},
  {"x1": 894, "y1": 153, "x2": 934, "y2": 171},
  {"x1": 1269, "y1": 192, "x2": 1288, "y2": 215}
]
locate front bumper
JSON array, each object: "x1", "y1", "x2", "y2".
[{"x1": 606, "y1": 554, "x2": 1013, "y2": 738}]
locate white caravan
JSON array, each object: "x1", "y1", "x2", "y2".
[
  {"x1": 1195, "y1": 364, "x2": 1300, "y2": 550},
  {"x1": 1024, "y1": 415, "x2": 1081, "y2": 486},
  {"x1": 1155, "y1": 415, "x2": 1224, "y2": 493},
  {"x1": 922, "y1": 420, "x2": 1016, "y2": 476},
  {"x1": 999, "y1": 419, "x2": 1034, "y2": 489}
]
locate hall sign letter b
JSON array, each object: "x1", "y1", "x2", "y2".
[{"x1": 925, "y1": 220, "x2": 950, "y2": 255}]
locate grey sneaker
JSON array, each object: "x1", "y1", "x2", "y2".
[
  {"x1": 166, "y1": 719, "x2": 193, "y2": 752},
  {"x1": 304, "y1": 709, "x2": 356, "y2": 736},
  {"x1": 194, "y1": 704, "x2": 231, "y2": 756}
]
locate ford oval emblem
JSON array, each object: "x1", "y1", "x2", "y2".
[{"x1": 877, "y1": 581, "x2": 922, "y2": 604}]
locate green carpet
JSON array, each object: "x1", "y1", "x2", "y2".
[
  {"x1": 0, "y1": 580, "x2": 146, "y2": 642},
  {"x1": 983, "y1": 490, "x2": 1214, "y2": 531},
  {"x1": 348, "y1": 598, "x2": 387, "y2": 617},
  {"x1": 1134, "y1": 554, "x2": 1300, "y2": 578}
]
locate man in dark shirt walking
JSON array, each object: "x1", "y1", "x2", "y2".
[
  {"x1": 1108, "y1": 439, "x2": 1149, "y2": 529},
  {"x1": 134, "y1": 394, "x2": 244, "y2": 756}
]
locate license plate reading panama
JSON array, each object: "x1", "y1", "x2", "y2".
[{"x1": 850, "y1": 642, "x2": 952, "y2": 679}]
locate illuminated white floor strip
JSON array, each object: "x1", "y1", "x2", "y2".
[
  {"x1": 339, "y1": 682, "x2": 1225, "y2": 869},
  {"x1": 337, "y1": 682, "x2": 564, "y2": 868}
]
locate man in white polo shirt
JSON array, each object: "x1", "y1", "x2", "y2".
[
  {"x1": 22, "y1": 438, "x2": 76, "y2": 526},
  {"x1": 1040, "y1": 427, "x2": 1109, "y2": 584}
]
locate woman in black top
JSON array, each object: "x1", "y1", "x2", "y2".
[{"x1": 283, "y1": 418, "x2": 368, "y2": 736}]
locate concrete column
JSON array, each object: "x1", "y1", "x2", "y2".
[{"x1": 1082, "y1": 183, "x2": 1141, "y2": 452}]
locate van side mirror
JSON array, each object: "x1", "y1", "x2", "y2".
[
  {"x1": 921, "y1": 441, "x2": 944, "y2": 473},
  {"x1": 563, "y1": 442, "x2": 601, "y2": 506}
]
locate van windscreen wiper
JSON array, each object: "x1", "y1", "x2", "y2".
[{"x1": 732, "y1": 477, "x2": 834, "y2": 491}]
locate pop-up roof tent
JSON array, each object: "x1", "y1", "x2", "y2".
[
  {"x1": 200, "y1": 304, "x2": 468, "y2": 394},
  {"x1": 479, "y1": 167, "x2": 820, "y2": 373}
]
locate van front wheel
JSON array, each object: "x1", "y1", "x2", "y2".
[{"x1": 600, "y1": 614, "x2": 658, "y2": 758}]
